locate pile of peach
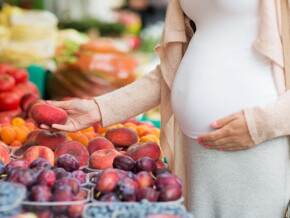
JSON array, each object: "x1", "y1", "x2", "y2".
[
  {"x1": 0, "y1": 117, "x2": 36, "y2": 147},
  {"x1": 0, "y1": 103, "x2": 163, "y2": 172}
]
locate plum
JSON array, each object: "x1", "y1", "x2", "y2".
[
  {"x1": 136, "y1": 187, "x2": 159, "y2": 202},
  {"x1": 113, "y1": 155, "x2": 135, "y2": 171},
  {"x1": 53, "y1": 167, "x2": 71, "y2": 180},
  {"x1": 97, "y1": 169, "x2": 120, "y2": 193},
  {"x1": 134, "y1": 171, "x2": 154, "y2": 189},
  {"x1": 8, "y1": 168, "x2": 36, "y2": 187},
  {"x1": 54, "y1": 177, "x2": 80, "y2": 195},
  {"x1": 99, "y1": 192, "x2": 121, "y2": 202},
  {"x1": 52, "y1": 186, "x2": 73, "y2": 213},
  {"x1": 57, "y1": 154, "x2": 80, "y2": 172},
  {"x1": 30, "y1": 158, "x2": 51, "y2": 169},
  {"x1": 158, "y1": 185, "x2": 182, "y2": 202},
  {"x1": 6, "y1": 160, "x2": 29, "y2": 170},
  {"x1": 155, "y1": 173, "x2": 182, "y2": 191},
  {"x1": 29, "y1": 185, "x2": 52, "y2": 202},
  {"x1": 135, "y1": 157, "x2": 157, "y2": 174},
  {"x1": 37, "y1": 169, "x2": 56, "y2": 187},
  {"x1": 72, "y1": 170, "x2": 86, "y2": 184},
  {"x1": 154, "y1": 167, "x2": 172, "y2": 176},
  {"x1": 117, "y1": 177, "x2": 138, "y2": 202}
]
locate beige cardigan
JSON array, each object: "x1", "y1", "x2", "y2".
[{"x1": 95, "y1": 0, "x2": 289, "y2": 203}]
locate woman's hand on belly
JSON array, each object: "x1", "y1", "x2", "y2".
[{"x1": 198, "y1": 111, "x2": 255, "y2": 151}]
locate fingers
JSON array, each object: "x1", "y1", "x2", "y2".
[
  {"x1": 46, "y1": 100, "x2": 72, "y2": 110},
  {"x1": 40, "y1": 124, "x2": 50, "y2": 130},
  {"x1": 202, "y1": 136, "x2": 233, "y2": 148},
  {"x1": 51, "y1": 124, "x2": 74, "y2": 132},
  {"x1": 198, "y1": 128, "x2": 228, "y2": 143},
  {"x1": 211, "y1": 113, "x2": 237, "y2": 128}
]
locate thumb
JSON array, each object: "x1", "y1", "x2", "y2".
[
  {"x1": 46, "y1": 100, "x2": 72, "y2": 110},
  {"x1": 211, "y1": 114, "x2": 236, "y2": 128}
]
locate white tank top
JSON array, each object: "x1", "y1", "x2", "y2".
[{"x1": 171, "y1": 0, "x2": 278, "y2": 138}]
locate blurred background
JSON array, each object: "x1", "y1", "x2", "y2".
[{"x1": 0, "y1": 0, "x2": 169, "y2": 124}]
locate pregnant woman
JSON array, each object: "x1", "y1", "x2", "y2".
[{"x1": 43, "y1": 0, "x2": 290, "y2": 217}]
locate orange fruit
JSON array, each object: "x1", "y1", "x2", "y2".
[
  {"x1": 25, "y1": 122, "x2": 36, "y2": 131},
  {"x1": 151, "y1": 127, "x2": 160, "y2": 138},
  {"x1": 124, "y1": 123, "x2": 137, "y2": 130},
  {"x1": 83, "y1": 132, "x2": 96, "y2": 140},
  {"x1": 80, "y1": 127, "x2": 94, "y2": 133},
  {"x1": 136, "y1": 125, "x2": 150, "y2": 137},
  {"x1": 1, "y1": 127, "x2": 16, "y2": 145},
  {"x1": 115, "y1": 124, "x2": 123, "y2": 128},
  {"x1": 98, "y1": 126, "x2": 111, "y2": 135},
  {"x1": 139, "y1": 134, "x2": 159, "y2": 144},
  {"x1": 11, "y1": 117, "x2": 25, "y2": 126},
  {"x1": 10, "y1": 140, "x2": 22, "y2": 147},
  {"x1": 67, "y1": 131, "x2": 82, "y2": 140},
  {"x1": 19, "y1": 125, "x2": 30, "y2": 134},
  {"x1": 74, "y1": 134, "x2": 89, "y2": 147},
  {"x1": 14, "y1": 127, "x2": 27, "y2": 144}
]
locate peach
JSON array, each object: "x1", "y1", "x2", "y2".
[
  {"x1": 119, "y1": 151, "x2": 126, "y2": 155},
  {"x1": 30, "y1": 103, "x2": 68, "y2": 126},
  {"x1": 20, "y1": 93, "x2": 40, "y2": 112},
  {"x1": 105, "y1": 127, "x2": 138, "y2": 147},
  {"x1": 35, "y1": 130, "x2": 68, "y2": 150},
  {"x1": 89, "y1": 149, "x2": 121, "y2": 170},
  {"x1": 14, "y1": 129, "x2": 68, "y2": 156},
  {"x1": 87, "y1": 137, "x2": 114, "y2": 155},
  {"x1": 26, "y1": 99, "x2": 46, "y2": 118},
  {"x1": 22, "y1": 146, "x2": 54, "y2": 166},
  {"x1": 54, "y1": 141, "x2": 89, "y2": 167},
  {"x1": 126, "y1": 141, "x2": 161, "y2": 161},
  {"x1": 0, "y1": 144, "x2": 11, "y2": 164}
]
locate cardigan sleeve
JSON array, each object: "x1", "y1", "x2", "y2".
[
  {"x1": 244, "y1": 90, "x2": 290, "y2": 144},
  {"x1": 94, "y1": 65, "x2": 162, "y2": 127}
]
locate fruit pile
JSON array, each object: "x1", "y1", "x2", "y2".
[
  {"x1": 4, "y1": 103, "x2": 162, "y2": 172},
  {"x1": 0, "y1": 154, "x2": 89, "y2": 218},
  {"x1": 0, "y1": 101, "x2": 190, "y2": 217},
  {"x1": 0, "y1": 63, "x2": 39, "y2": 116},
  {"x1": 0, "y1": 117, "x2": 36, "y2": 147},
  {"x1": 91, "y1": 156, "x2": 182, "y2": 203},
  {"x1": 85, "y1": 200, "x2": 192, "y2": 218}
]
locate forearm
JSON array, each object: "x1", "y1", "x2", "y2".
[
  {"x1": 244, "y1": 90, "x2": 290, "y2": 144},
  {"x1": 94, "y1": 65, "x2": 162, "y2": 127}
]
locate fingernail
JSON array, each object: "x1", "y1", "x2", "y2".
[
  {"x1": 46, "y1": 100, "x2": 52, "y2": 103},
  {"x1": 204, "y1": 145, "x2": 210, "y2": 149},
  {"x1": 197, "y1": 137, "x2": 203, "y2": 144},
  {"x1": 218, "y1": 148, "x2": 223, "y2": 151},
  {"x1": 211, "y1": 122, "x2": 217, "y2": 128}
]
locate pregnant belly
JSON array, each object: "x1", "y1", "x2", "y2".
[{"x1": 171, "y1": 50, "x2": 278, "y2": 138}]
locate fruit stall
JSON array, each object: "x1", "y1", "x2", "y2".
[{"x1": 0, "y1": 2, "x2": 192, "y2": 218}]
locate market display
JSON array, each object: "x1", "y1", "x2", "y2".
[
  {"x1": 0, "y1": 107, "x2": 188, "y2": 217},
  {"x1": 0, "y1": 1, "x2": 191, "y2": 217}
]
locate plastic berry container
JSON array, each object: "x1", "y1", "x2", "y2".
[
  {"x1": 0, "y1": 182, "x2": 27, "y2": 217},
  {"x1": 83, "y1": 201, "x2": 193, "y2": 218}
]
